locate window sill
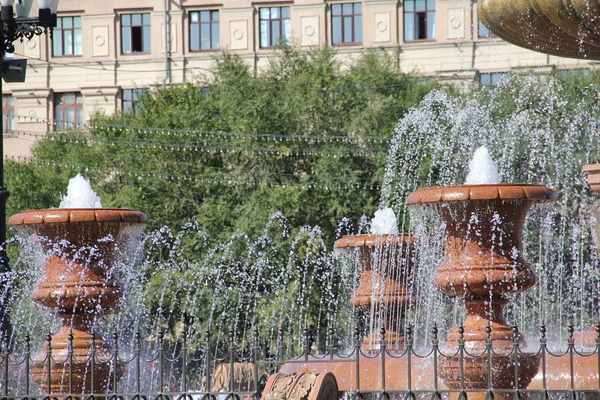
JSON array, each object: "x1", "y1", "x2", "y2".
[
  {"x1": 332, "y1": 42, "x2": 363, "y2": 46},
  {"x1": 189, "y1": 48, "x2": 221, "y2": 52},
  {"x1": 403, "y1": 39, "x2": 436, "y2": 44},
  {"x1": 52, "y1": 54, "x2": 83, "y2": 58},
  {"x1": 121, "y1": 52, "x2": 152, "y2": 56}
]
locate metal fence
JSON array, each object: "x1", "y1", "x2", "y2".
[{"x1": 0, "y1": 323, "x2": 600, "y2": 400}]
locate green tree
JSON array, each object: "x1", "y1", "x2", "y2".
[{"x1": 28, "y1": 46, "x2": 443, "y2": 244}]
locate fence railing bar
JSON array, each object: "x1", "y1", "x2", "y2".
[
  {"x1": 135, "y1": 331, "x2": 141, "y2": 396},
  {"x1": 486, "y1": 322, "x2": 493, "y2": 400},
  {"x1": 46, "y1": 331, "x2": 52, "y2": 396},
  {"x1": 205, "y1": 330, "x2": 212, "y2": 395},
  {"x1": 432, "y1": 323, "x2": 439, "y2": 400},
  {"x1": 276, "y1": 326, "x2": 284, "y2": 363},
  {"x1": 512, "y1": 326, "x2": 520, "y2": 400},
  {"x1": 228, "y1": 328, "x2": 235, "y2": 395},
  {"x1": 568, "y1": 322, "x2": 575, "y2": 400},
  {"x1": 352, "y1": 326, "x2": 360, "y2": 397},
  {"x1": 113, "y1": 331, "x2": 120, "y2": 396},
  {"x1": 68, "y1": 329, "x2": 73, "y2": 396},
  {"x1": 25, "y1": 332, "x2": 30, "y2": 397},
  {"x1": 406, "y1": 325, "x2": 414, "y2": 400},
  {"x1": 90, "y1": 332, "x2": 96, "y2": 397},
  {"x1": 303, "y1": 327, "x2": 310, "y2": 362},
  {"x1": 251, "y1": 328, "x2": 259, "y2": 400},
  {"x1": 158, "y1": 331, "x2": 164, "y2": 395},
  {"x1": 380, "y1": 327, "x2": 386, "y2": 392},
  {"x1": 182, "y1": 327, "x2": 188, "y2": 395},
  {"x1": 458, "y1": 323, "x2": 466, "y2": 400}
]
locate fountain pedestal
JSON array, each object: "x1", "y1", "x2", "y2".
[
  {"x1": 9, "y1": 208, "x2": 146, "y2": 394},
  {"x1": 407, "y1": 184, "x2": 557, "y2": 398}
]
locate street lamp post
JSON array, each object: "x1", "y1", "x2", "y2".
[{"x1": 0, "y1": 0, "x2": 58, "y2": 335}]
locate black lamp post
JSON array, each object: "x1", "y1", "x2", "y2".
[{"x1": 0, "y1": 0, "x2": 58, "y2": 335}]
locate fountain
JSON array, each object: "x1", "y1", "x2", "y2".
[
  {"x1": 4, "y1": 4, "x2": 600, "y2": 395},
  {"x1": 8, "y1": 175, "x2": 146, "y2": 394},
  {"x1": 406, "y1": 150, "x2": 557, "y2": 396},
  {"x1": 335, "y1": 208, "x2": 414, "y2": 352},
  {"x1": 273, "y1": 209, "x2": 433, "y2": 394},
  {"x1": 475, "y1": 1, "x2": 600, "y2": 393}
]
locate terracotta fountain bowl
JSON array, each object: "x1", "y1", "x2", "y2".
[
  {"x1": 9, "y1": 208, "x2": 147, "y2": 312},
  {"x1": 406, "y1": 183, "x2": 557, "y2": 205},
  {"x1": 583, "y1": 164, "x2": 600, "y2": 193},
  {"x1": 9, "y1": 208, "x2": 147, "y2": 228},
  {"x1": 9, "y1": 208, "x2": 147, "y2": 249},
  {"x1": 334, "y1": 234, "x2": 415, "y2": 304},
  {"x1": 407, "y1": 184, "x2": 556, "y2": 298}
]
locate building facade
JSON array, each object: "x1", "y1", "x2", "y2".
[{"x1": 2, "y1": 0, "x2": 596, "y2": 157}]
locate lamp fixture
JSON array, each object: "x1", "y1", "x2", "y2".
[{"x1": 1, "y1": 0, "x2": 60, "y2": 54}]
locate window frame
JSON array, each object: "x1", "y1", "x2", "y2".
[
  {"x1": 121, "y1": 12, "x2": 152, "y2": 55},
  {"x1": 54, "y1": 92, "x2": 84, "y2": 131},
  {"x1": 478, "y1": 72, "x2": 510, "y2": 87},
  {"x1": 53, "y1": 15, "x2": 83, "y2": 57},
  {"x1": 331, "y1": 3, "x2": 363, "y2": 46},
  {"x1": 403, "y1": 0, "x2": 436, "y2": 42},
  {"x1": 258, "y1": 6, "x2": 291, "y2": 49},
  {"x1": 189, "y1": 10, "x2": 220, "y2": 51},
  {"x1": 2, "y1": 95, "x2": 14, "y2": 133},
  {"x1": 122, "y1": 88, "x2": 147, "y2": 114}
]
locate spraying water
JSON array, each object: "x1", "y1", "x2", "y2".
[
  {"x1": 59, "y1": 174, "x2": 103, "y2": 208},
  {"x1": 3, "y1": 75, "x2": 600, "y2": 393},
  {"x1": 381, "y1": 75, "x2": 600, "y2": 348},
  {"x1": 371, "y1": 208, "x2": 399, "y2": 235},
  {"x1": 465, "y1": 146, "x2": 501, "y2": 184}
]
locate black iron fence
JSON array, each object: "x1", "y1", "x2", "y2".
[{"x1": 0, "y1": 324, "x2": 599, "y2": 399}]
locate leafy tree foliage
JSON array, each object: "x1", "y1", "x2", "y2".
[{"x1": 25, "y1": 47, "x2": 443, "y2": 244}]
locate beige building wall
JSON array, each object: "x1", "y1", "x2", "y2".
[{"x1": 2, "y1": 0, "x2": 597, "y2": 158}]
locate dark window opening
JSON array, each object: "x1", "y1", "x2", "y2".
[
  {"x1": 131, "y1": 26, "x2": 143, "y2": 52},
  {"x1": 417, "y1": 13, "x2": 426, "y2": 39}
]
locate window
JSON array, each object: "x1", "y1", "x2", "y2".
[
  {"x1": 331, "y1": 3, "x2": 362, "y2": 45},
  {"x1": 259, "y1": 7, "x2": 291, "y2": 48},
  {"x1": 54, "y1": 92, "x2": 83, "y2": 130},
  {"x1": 558, "y1": 68, "x2": 590, "y2": 80},
  {"x1": 53, "y1": 16, "x2": 82, "y2": 56},
  {"x1": 190, "y1": 10, "x2": 219, "y2": 51},
  {"x1": 478, "y1": 20, "x2": 496, "y2": 39},
  {"x1": 404, "y1": 0, "x2": 435, "y2": 41},
  {"x1": 121, "y1": 13, "x2": 151, "y2": 54},
  {"x1": 200, "y1": 87, "x2": 212, "y2": 97},
  {"x1": 479, "y1": 72, "x2": 510, "y2": 87},
  {"x1": 122, "y1": 88, "x2": 146, "y2": 114},
  {"x1": 2, "y1": 96, "x2": 14, "y2": 133}
]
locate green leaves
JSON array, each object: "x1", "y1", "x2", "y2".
[{"x1": 22, "y1": 46, "x2": 442, "y2": 245}]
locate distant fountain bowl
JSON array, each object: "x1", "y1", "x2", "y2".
[
  {"x1": 478, "y1": 0, "x2": 600, "y2": 60},
  {"x1": 9, "y1": 208, "x2": 147, "y2": 394}
]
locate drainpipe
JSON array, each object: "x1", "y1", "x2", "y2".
[{"x1": 163, "y1": 0, "x2": 170, "y2": 86}]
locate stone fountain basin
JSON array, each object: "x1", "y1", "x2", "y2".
[
  {"x1": 406, "y1": 184, "x2": 556, "y2": 298},
  {"x1": 406, "y1": 183, "x2": 557, "y2": 204},
  {"x1": 478, "y1": 0, "x2": 600, "y2": 60},
  {"x1": 9, "y1": 208, "x2": 147, "y2": 312}
]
